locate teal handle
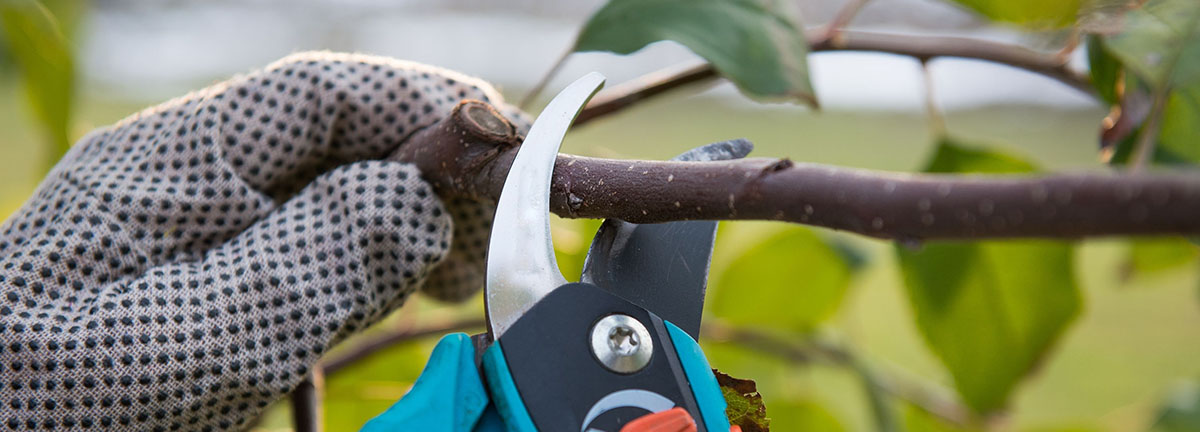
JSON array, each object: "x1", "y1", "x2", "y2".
[
  {"x1": 360, "y1": 333, "x2": 501, "y2": 432},
  {"x1": 362, "y1": 327, "x2": 729, "y2": 431},
  {"x1": 664, "y1": 321, "x2": 732, "y2": 432},
  {"x1": 481, "y1": 341, "x2": 538, "y2": 432}
]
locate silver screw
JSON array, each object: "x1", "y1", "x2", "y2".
[{"x1": 590, "y1": 314, "x2": 653, "y2": 374}]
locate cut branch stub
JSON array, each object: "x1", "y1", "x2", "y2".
[
  {"x1": 393, "y1": 100, "x2": 1200, "y2": 240},
  {"x1": 390, "y1": 100, "x2": 523, "y2": 199}
]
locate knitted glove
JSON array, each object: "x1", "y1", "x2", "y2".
[{"x1": 0, "y1": 51, "x2": 526, "y2": 431}]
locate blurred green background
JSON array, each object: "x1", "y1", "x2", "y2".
[{"x1": 1, "y1": 0, "x2": 1198, "y2": 431}]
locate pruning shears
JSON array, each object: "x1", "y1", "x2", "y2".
[{"x1": 362, "y1": 73, "x2": 742, "y2": 432}]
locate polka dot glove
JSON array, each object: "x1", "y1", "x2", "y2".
[{"x1": 0, "y1": 52, "x2": 529, "y2": 431}]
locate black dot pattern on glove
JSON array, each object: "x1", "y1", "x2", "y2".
[{"x1": 0, "y1": 52, "x2": 516, "y2": 431}]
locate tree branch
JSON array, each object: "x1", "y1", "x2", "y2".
[
  {"x1": 576, "y1": 30, "x2": 1092, "y2": 127},
  {"x1": 813, "y1": 31, "x2": 1092, "y2": 94},
  {"x1": 290, "y1": 370, "x2": 324, "y2": 432},
  {"x1": 396, "y1": 101, "x2": 1200, "y2": 241}
]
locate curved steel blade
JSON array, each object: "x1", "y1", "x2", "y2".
[
  {"x1": 486, "y1": 72, "x2": 606, "y2": 339},
  {"x1": 580, "y1": 139, "x2": 752, "y2": 339}
]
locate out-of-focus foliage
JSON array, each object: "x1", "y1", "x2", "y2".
[
  {"x1": 1096, "y1": 0, "x2": 1200, "y2": 164},
  {"x1": 924, "y1": 136, "x2": 1037, "y2": 174},
  {"x1": 1127, "y1": 237, "x2": 1200, "y2": 277},
  {"x1": 324, "y1": 341, "x2": 434, "y2": 427},
  {"x1": 574, "y1": 0, "x2": 816, "y2": 107},
  {"x1": 1149, "y1": 381, "x2": 1200, "y2": 432},
  {"x1": 1102, "y1": 0, "x2": 1200, "y2": 89},
  {"x1": 946, "y1": 0, "x2": 1083, "y2": 28},
  {"x1": 897, "y1": 137, "x2": 1080, "y2": 414},
  {"x1": 710, "y1": 227, "x2": 852, "y2": 332},
  {"x1": 769, "y1": 398, "x2": 846, "y2": 432},
  {"x1": 898, "y1": 240, "x2": 1079, "y2": 413},
  {"x1": 1087, "y1": 34, "x2": 1123, "y2": 105},
  {"x1": 0, "y1": 0, "x2": 78, "y2": 170},
  {"x1": 902, "y1": 404, "x2": 976, "y2": 432}
]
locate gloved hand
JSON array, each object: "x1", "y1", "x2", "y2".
[{"x1": 0, "y1": 51, "x2": 527, "y2": 431}]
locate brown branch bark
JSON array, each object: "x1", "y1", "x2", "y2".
[
  {"x1": 397, "y1": 101, "x2": 1200, "y2": 241},
  {"x1": 576, "y1": 30, "x2": 1092, "y2": 127}
]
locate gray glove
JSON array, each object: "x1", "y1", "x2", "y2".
[{"x1": 0, "y1": 51, "x2": 526, "y2": 431}]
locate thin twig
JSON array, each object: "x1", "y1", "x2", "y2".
[
  {"x1": 322, "y1": 318, "x2": 485, "y2": 375},
  {"x1": 816, "y1": 31, "x2": 1092, "y2": 94},
  {"x1": 846, "y1": 355, "x2": 901, "y2": 432},
  {"x1": 818, "y1": 0, "x2": 873, "y2": 43},
  {"x1": 398, "y1": 101, "x2": 1200, "y2": 241},
  {"x1": 290, "y1": 369, "x2": 324, "y2": 432},
  {"x1": 1129, "y1": 86, "x2": 1168, "y2": 170},
  {"x1": 703, "y1": 322, "x2": 971, "y2": 427},
  {"x1": 573, "y1": 63, "x2": 717, "y2": 127},
  {"x1": 577, "y1": 30, "x2": 1093, "y2": 125},
  {"x1": 921, "y1": 60, "x2": 947, "y2": 137}
]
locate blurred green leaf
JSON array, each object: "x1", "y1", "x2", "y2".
[
  {"x1": 945, "y1": 0, "x2": 1082, "y2": 28},
  {"x1": 1157, "y1": 82, "x2": 1200, "y2": 163},
  {"x1": 552, "y1": 217, "x2": 604, "y2": 281},
  {"x1": 898, "y1": 138, "x2": 1080, "y2": 414},
  {"x1": 0, "y1": 0, "x2": 75, "y2": 171},
  {"x1": 767, "y1": 398, "x2": 845, "y2": 432},
  {"x1": 325, "y1": 340, "x2": 435, "y2": 430},
  {"x1": 1102, "y1": 0, "x2": 1200, "y2": 89},
  {"x1": 711, "y1": 227, "x2": 852, "y2": 331},
  {"x1": 1127, "y1": 237, "x2": 1200, "y2": 277},
  {"x1": 1087, "y1": 34, "x2": 1123, "y2": 105},
  {"x1": 925, "y1": 136, "x2": 1038, "y2": 174},
  {"x1": 901, "y1": 403, "x2": 977, "y2": 432},
  {"x1": 897, "y1": 241, "x2": 1079, "y2": 413},
  {"x1": 575, "y1": 0, "x2": 816, "y2": 107},
  {"x1": 1097, "y1": 0, "x2": 1200, "y2": 166},
  {"x1": 1150, "y1": 381, "x2": 1200, "y2": 432},
  {"x1": 1022, "y1": 427, "x2": 1103, "y2": 432}
]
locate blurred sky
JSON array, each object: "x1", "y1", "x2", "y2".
[{"x1": 82, "y1": 0, "x2": 1099, "y2": 110}]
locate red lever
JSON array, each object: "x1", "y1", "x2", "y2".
[
  {"x1": 620, "y1": 408, "x2": 697, "y2": 432},
  {"x1": 618, "y1": 407, "x2": 743, "y2": 432}
]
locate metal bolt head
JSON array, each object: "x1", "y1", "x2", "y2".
[{"x1": 590, "y1": 314, "x2": 653, "y2": 374}]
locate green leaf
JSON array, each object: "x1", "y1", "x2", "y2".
[
  {"x1": 1095, "y1": 0, "x2": 1200, "y2": 166},
  {"x1": 0, "y1": 0, "x2": 76, "y2": 171},
  {"x1": 945, "y1": 0, "x2": 1083, "y2": 28},
  {"x1": 575, "y1": 0, "x2": 816, "y2": 107},
  {"x1": 925, "y1": 136, "x2": 1037, "y2": 174},
  {"x1": 897, "y1": 241, "x2": 1080, "y2": 413},
  {"x1": 716, "y1": 370, "x2": 770, "y2": 432},
  {"x1": 901, "y1": 403, "x2": 978, "y2": 432},
  {"x1": 1087, "y1": 34, "x2": 1124, "y2": 105},
  {"x1": 768, "y1": 398, "x2": 844, "y2": 432},
  {"x1": 552, "y1": 217, "x2": 603, "y2": 281},
  {"x1": 711, "y1": 227, "x2": 852, "y2": 332},
  {"x1": 324, "y1": 340, "x2": 436, "y2": 430},
  {"x1": 1157, "y1": 81, "x2": 1200, "y2": 163},
  {"x1": 898, "y1": 138, "x2": 1080, "y2": 414},
  {"x1": 1101, "y1": 0, "x2": 1200, "y2": 89},
  {"x1": 1150, "y1": 381, "x2": 1200, "y2": 432},
  {"x1": 1127, "y1": 237, "x2": 1199, "y2": 277}
]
